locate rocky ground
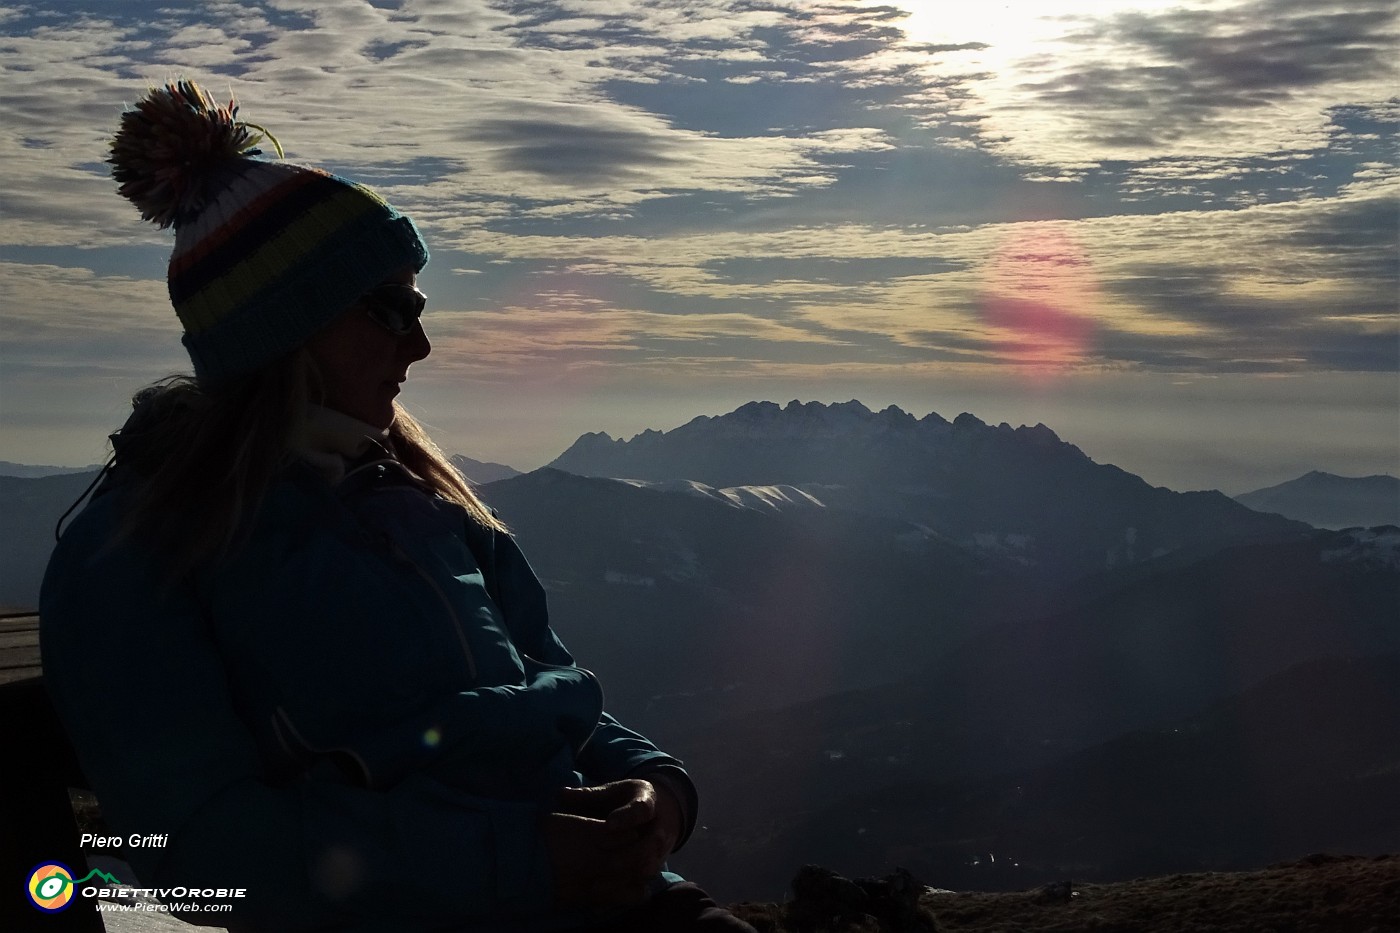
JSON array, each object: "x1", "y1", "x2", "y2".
[
  {"x1": 70, "y1": 848, "x2": 1400, "y2": 932},
  {"x1": 728, "y1": 854, "x2": 1400, "y2": 933}
]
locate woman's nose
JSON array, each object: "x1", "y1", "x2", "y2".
[{"x1": 401, "y1": 321, "x2": 431, "y2": 363}]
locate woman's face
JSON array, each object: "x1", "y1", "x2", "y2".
[{"x1": 304, "y1": 268, "x2": 431, "y2": 429}]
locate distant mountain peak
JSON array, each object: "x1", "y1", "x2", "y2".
[
  {"x1": 1020, "y1": 423, "x2": 1062, "y2": 445},
  {"x1": 952, "y1": 412, "x2": 985, "y2": 429},
  {"x1": 448, "y1": 454, "x2": 522, "y2": 485},
  {"x1": 1235, "y1": 471, "x2": 1399, "y2": 530},
  {"x1": 561, "y1": 431, "x2": 618, "y2": 452}
]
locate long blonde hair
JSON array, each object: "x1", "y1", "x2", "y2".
[{"x1": 114, "y1": 349, "x2": 506, "y2": 577}]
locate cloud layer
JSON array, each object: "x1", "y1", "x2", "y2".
[{"x1": 0, "y1": 0, "x2": 1395, "y2": 484}]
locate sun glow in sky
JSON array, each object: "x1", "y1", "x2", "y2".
[
  {"x1": 0, "y1": 0, "x2": 1395, "y2": 492},
  {"x1": 896, "y1": 0, "x2": 1103, "y2": 50},
  {"x1": 894, "y1": 0, "x2": 1187, "y2": 47}
]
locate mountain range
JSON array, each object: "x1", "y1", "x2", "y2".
[
  {"x1": 0, "y1": 460, "x2": 103, "y2": 479},
  {"x1": 534, "y1": 400, "x2": 1396, "y2": 897},
  {"x1": 3, "y1": 399, "x2": 1395, "y2": 903},
  {"x1": 549, "y1": 399, "x2": 1313, "y2": 586}
]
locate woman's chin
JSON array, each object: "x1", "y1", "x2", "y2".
[
  {"x1": 369, "y1": 408, "x2": 396, "y2": 430},
  {"x1": 359, "y1": 386, "x2": 399, "y2": 429}
]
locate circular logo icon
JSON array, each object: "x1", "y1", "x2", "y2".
[{"x1": 27, "y1": 862, "x2": 76, "y2": 912}]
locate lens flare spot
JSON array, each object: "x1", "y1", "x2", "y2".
[
  {"x1": 312, "y1": 846, "x2": 365, "y2": 901},
  {"x1": 978, "y1": 223, "x2": 1099, "y2": 383},
  {"x1": 422, "y1": 726, "x2": 442, "y2": 748}
]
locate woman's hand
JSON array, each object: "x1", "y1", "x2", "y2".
[
  {"x1": 543, "y1": 810, "x2": 650, "y2": 908},
  {"x1": 545, "y1": 778, "x2": 685, "y2": 907}
]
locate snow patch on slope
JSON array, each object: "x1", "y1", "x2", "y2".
[
  {"x1": 716, "y1": 485, "x2": 826, "y2": 511},
  {"x1": 1320, "y1": 527, "x2": 1400, "y2": 569},
  {"x1": 616, "y1": 478, "x2": 826, "y2": 512}
]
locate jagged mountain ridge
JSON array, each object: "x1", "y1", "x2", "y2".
[
  {"x1": 549, "y1": 399, "x2": 1308, "y2": 583},
  {"x1": 552, "y1": 399, "x2": 1068, "y2": 487},
  {"x1": 0, "y1": 402, "x2": 1312, "y2": 603}
]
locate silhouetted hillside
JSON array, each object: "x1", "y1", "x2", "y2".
[
  {"x1": 478, "y1": 468, "x2": 1033, "y2": 730},
  {"x1": 449, "y1": 453, "x2": 521, "y2": 485},
  {"x1": 665, "y1": 529, "x2": 1400, "y2": 900},
  {"x1": 0, "y1": 471, "x2": 101, "y2": 609},
  {"x1": 1236, "y1": 470, "x2": 1400, "y2": 529},
  {"x1": 0, "y1": 460, "x2": 102, "y2": 478},
  {"x1": 808, "y1": 653, "x2": 1395, "y2": 885}
]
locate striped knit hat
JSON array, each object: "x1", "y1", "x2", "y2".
[{"x1": 109, "y1": 81, "x2": 429, "y2": 383}]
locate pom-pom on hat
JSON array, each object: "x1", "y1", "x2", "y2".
[{"x1": 109, "y1": 80, "x2": 429, "y2": 383}]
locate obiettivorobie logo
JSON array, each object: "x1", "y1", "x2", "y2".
[
  {"x1": 26, "y1": 858, "x2": 248, "y2": 917},
  {"x1": 26, "y1": 862, "x2": 122, "y2": 913}
]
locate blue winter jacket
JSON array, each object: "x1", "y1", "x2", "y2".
[{"x1": 39, "y1": 445, "x2": 694, "y2": 932}]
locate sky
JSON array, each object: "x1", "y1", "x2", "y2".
[{"x1": 0, "y1": 0, "x2": 1396, "y2": 494}]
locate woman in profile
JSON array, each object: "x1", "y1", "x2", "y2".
[{"x1": 41, "y1": 80, "x2": 754, "y2": 933}]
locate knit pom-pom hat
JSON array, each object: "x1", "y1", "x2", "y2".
[{"x1": 109, "y1": 80, "x2": 429, "y2": 383}]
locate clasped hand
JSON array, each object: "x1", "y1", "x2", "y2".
[{"x1": 544, "y1": 778, "x2": 682, "y2": 908}]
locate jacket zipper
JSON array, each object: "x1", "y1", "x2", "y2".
[
  {"x1": 272, "y1": 706, "x2": 373, "y2": 786},
  {"x1": 383, "y1": 534, "x2": 479, "y2": 681}
]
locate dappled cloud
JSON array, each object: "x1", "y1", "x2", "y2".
[{"x1": 0, "y1": 0, "x2": 1395, "y2": 475}]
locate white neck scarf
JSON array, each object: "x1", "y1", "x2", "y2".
[{"x1": 292, "y1": 405, "x2": 391, "y2": 484}]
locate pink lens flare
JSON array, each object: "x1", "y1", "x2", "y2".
[{"x1": 977, "y1": 224, "x2": 1100, "y2": 384}]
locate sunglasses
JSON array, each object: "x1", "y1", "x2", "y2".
[{"x1": 362, "y1": 284, "x2": 427, "y2": 336}]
